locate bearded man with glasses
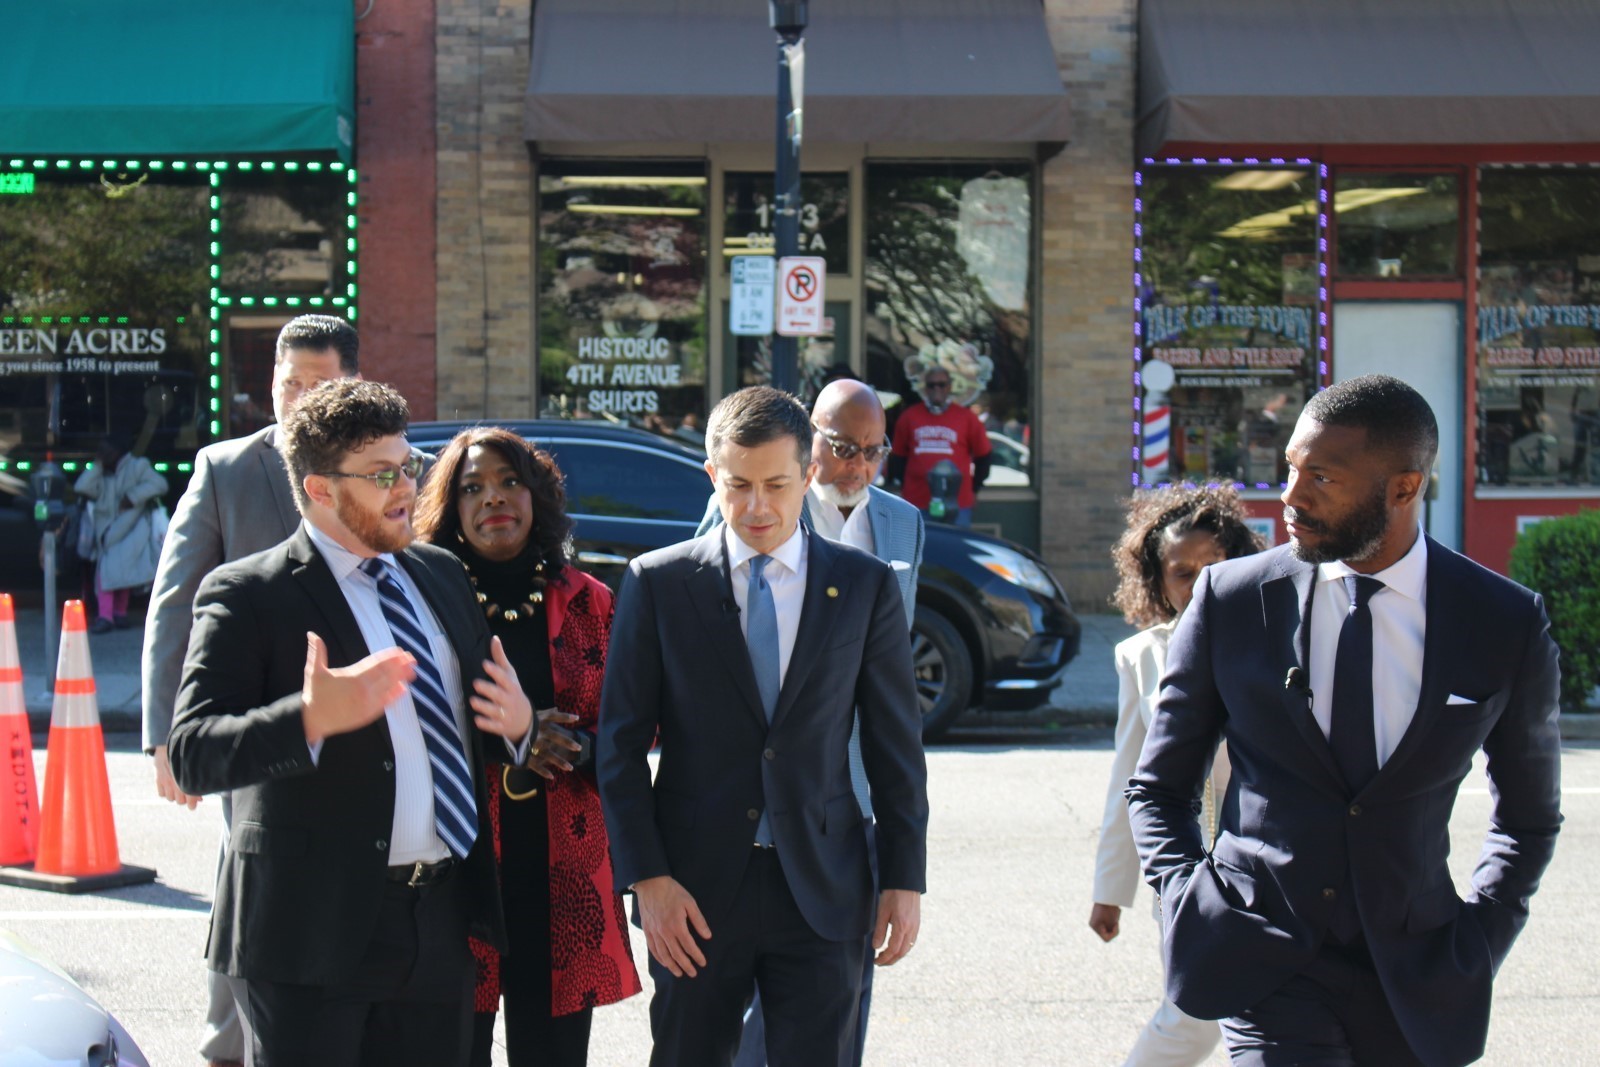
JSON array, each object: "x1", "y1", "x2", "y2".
[{"x1": 887, "y1": 367, "x2": 993, "y2": 528}]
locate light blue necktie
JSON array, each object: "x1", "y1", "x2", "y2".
[
  {"x1": 359, "y1": 557, "x2": 478, "y2": 859},
  {"x1": 747, "y1": 554, "x2": 780, "y2": 846}
]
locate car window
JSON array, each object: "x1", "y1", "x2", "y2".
[{"x1": 543, "y1": 440, "x2": 708, "y2": 522}]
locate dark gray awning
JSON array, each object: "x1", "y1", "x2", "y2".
[
  {"x1": 1139, "y1": 0, "x2": 1600, "y2": 157},
  {"x1": 526, "y1": 0, "x2": 1070, "y2": 147}
]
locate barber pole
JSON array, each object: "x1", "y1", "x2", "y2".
[{"x1": 1142, "y1": 394, "x2": 1171, "y2": 480}]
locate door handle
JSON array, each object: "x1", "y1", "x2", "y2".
[{"x1": 577, "y1": 551, "x2": 630, "y2": 566}]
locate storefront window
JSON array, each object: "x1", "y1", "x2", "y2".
[
  {"x1": 0, "y1": 169, "x2": 210, "y2": 459},
  {"x1": 1476, "y1": 166, "x2": 1600, "y2": 489},
  {"x1": 1136, "y1": 165, "x2": 1323, "y2": 487},
  {"x1": 1333, "y1": 171, "x2": 1461, "y2": 278},
  {"x1": 865, "y1": 162, "x2": 1034, "y2": 487},
  {"x1": 721, "y1": 172, "x2": 849, "y2": 274},
  {"x1": 220, "y1": 170, "x2": 352, "y2": 296},
  {"x1": 536, "y1": 162, "x2": 708, "y2": 436}
]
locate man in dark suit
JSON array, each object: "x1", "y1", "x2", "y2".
[
  {"x1": 597, "y1": 386, "x2": 928, "y2": 1067},
  {"x1": 143, "y1": 314, "x2": 357, "y2": 1067},
  {"x1": 168, "y1": 380, "x2": 534, "y2": 1067},
  {"x1": 1129, "y1": 375, "x2": 1562, "y2": 1067}
]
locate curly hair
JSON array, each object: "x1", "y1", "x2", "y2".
[
  {"x1": 1111, "y1": 485, "x2": 1263, "y2": 627},
  {"x1": 280, "y1": 379, "x2": 408, "y2": 511},
  {"x1": 413, "y1": 426, "x2": 572, "y2": 577}
]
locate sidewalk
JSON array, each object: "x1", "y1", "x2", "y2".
[{"x1": 11, "y1": 604, "x2": 1600, "y2": 741}]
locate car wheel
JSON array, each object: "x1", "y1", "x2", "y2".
[{"x1": 911, "y1": 606, "x2": 973, "y2": 741}]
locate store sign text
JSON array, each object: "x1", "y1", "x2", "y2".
[
  {"x1": 0, "y1": 327, "x2": 168, "y2": 357},
  {"x1": 1479, "y1": 304, "x2": 1600, "y2": 346},
  {"x1": 0, "y1": 173, "x2": 34, "y2": 195},
  {"x1": 567, "y1": 335, "x2": 679, "y2": 413},
  {"x1": 1142, "y1": 305, "x2": 1312, "y2": 348}
]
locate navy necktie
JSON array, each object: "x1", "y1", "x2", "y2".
[
  {"x1": 1330, "y1": 574, "x2": 1385, "y2": 794},
  {"x1": 359, "y1": 557, "x2": 478, "y2": 859},
  {"x1": 746, "y1": 555, "x2": 779, "y2": 846}
]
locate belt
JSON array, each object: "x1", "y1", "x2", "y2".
[
  {"x1": 753, "y1": 841, "x2": 776, "y2": 850},
  {"x1": 385, "y1": 858, "x2": 456, "y2": 887}
]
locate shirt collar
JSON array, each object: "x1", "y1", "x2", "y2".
[
  {"x1": 1316, "y1": 524, "x2": 1428, "y2": 603},
  {"x1": 724, "y1": 519, "x2": 806, "y2": 577},
  {"x1": 305, "y1": 519, "x2": 396, "y2": 583}
]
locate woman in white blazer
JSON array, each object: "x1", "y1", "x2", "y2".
[{"x1": 1091, "y1": 486, "x2": 1262, "y2": 1067}]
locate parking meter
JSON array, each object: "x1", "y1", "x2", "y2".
[
  {"x1": 925, "y1": 459, "x2": 963, "y2": 522},
  {"x1": 30, "y1": 461, "x2": 66, "y2": 696}
]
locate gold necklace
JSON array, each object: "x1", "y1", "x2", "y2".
[{"x1": 466, "y1": 559, "x2": 545, "y2": 622}]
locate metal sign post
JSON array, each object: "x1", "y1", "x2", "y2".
[{"x1": 769, "y1": 0, "x2": 808, "y2": 393}]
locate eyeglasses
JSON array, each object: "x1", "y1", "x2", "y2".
[
  {"x1": 813, "y1": 424, "x2": 892, "y2": 464},
  {"x1": 321, "y1": 453, "x2": 424, "y2": 490}
]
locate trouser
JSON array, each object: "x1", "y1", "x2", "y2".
[
  {"x1": 647, "y1": 848, "x2": 866, "y2": 1067},
  {"x1": 1122, "y1": 993, "x2": 1223, "y2": 1067},
  {"x1": 199, "y1": 792, "x2": 245, "y2": 1064}
]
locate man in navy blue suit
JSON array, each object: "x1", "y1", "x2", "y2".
[{"x1": 1129, "y1": 375, "x2": 1562, "y2": 1067}]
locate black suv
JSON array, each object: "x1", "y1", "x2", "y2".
[{"x1": 408, "y1": 421, "x2": 1081, "y2": 740}]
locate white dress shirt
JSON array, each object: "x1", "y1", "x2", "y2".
[
  {"x1": 725, "y1": 521, "x2": 808, "y2": 687},
  {"x1": 305, "y1": 522, "x2": 469, "y2": 866},
  {"x1": 1309, "y1": 527, "x2": 1428, "y2": 770},
  {"x1": 808, "y1": 485, "x2": 875, "y2": 555}
]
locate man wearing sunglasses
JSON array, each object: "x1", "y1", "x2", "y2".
[
  {"x1": 695, "y1": 377, "x2": 924, "y2": 1067},
  {"x1": 888, "y1": 368, "x2": 992, "y2": 528},
  {"x1": 169, "y1": 380, "x2": 534, "y2": 1066}
]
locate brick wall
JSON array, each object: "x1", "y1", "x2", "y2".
[
  {"x1": 434, "y1": 0, "x2": 535, "y2": 420},
  {"x1": 1039, "y1": 0, "x2": 1138, "y2": 610},
  {"x1": 357, "y1": 0, "x2": 439, "y2": 418}
]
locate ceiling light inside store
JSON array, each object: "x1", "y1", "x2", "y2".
[
  {"x1": 1213, "y1": 170, "x2": 1307, "y2": 192},
  {"x1": 1216, "y1": 187, "x2": 1426, "y2": 240},
  {"x1": 566, "y1": 204, "x2": 701, "y2": 217},
  {"x1": 557, "y1": 176, "x2": 707, "y2": 188}
]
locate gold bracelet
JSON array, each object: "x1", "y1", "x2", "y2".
[{"x1": 501, "y1": 764, "x2": 540, "y2": 801}]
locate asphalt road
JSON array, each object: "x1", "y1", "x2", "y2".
[{"x1": 2, "y1": 730, "x2": 1596, "y2": 1067}]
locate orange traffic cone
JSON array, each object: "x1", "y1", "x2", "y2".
[
  {"x1": 0, "y1": 600, "x2": 154, "y2": 893},
  {"x1": 0, "y1": 594, "x2": 41, "y2": 866}
]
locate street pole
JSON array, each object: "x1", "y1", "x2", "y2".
[{"x1": 770, "y1": 0, "x2": 807, "y2": 394}]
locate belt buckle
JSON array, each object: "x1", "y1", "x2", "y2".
[{"x1": 407, "y1": 860, "x2": 428, "y2": 888}]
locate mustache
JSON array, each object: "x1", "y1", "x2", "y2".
[{"x1": 1282, "y1": 507, "x2": 1323, "y2": 532}]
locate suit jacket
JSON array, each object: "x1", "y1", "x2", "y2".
[
  {"x1": 695, "y1": 485, "x2": 924, "y2": 627},
  {"x1": 167, "y1": 526, "x2": 509, "y2": 986},
  {"x1": 596, "y1": 527, "x2": 928, "y2": 943},
  {"x1": 142, "y1": 426, "x2": 301, "y2": 753},
  {"x1": 1127, "y1": 539, "x2": 1562, "y2": 1067}
]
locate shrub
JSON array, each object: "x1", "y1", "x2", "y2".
[{"x1": 1508, "y1": 508, "x2": 1600, "y2": 711}]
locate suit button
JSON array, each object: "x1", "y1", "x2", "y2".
[
  {"x1": 763, "y1": 748, "x2": 775, "y2": 761},
  {"x1": 376, "y1": 839, "x2": 388, "y2": 851},
  {"x1": 1322, "y1": 887, "x2": 1337, "y2": 900},
  {"x1": 383, "y1": 760, "x2": 394, "y2": 772},
  {"x1": 1348, "y1": 804, "x2": 1362, "y2": 816},
  {"x1": 747, "y1": 808, "x2": 760, "y2": 821}
]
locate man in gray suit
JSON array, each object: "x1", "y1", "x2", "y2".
[
  {"x1": 697, "y1": 379, "x2": 924, "y2": 1067},
  {"x1": 141, "y1": 314, "x2": 357, "y2": 1067}
]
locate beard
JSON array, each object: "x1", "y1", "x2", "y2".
[
  {"x1": 814, "y1": 477, "x2": 870, "y2": 510},
  {"x1": 1285, "y1": 480, "x2": 1389, "y2": 565},
  {"x1": 335, "y1": 486, "x2": 414, "y2": 555}
]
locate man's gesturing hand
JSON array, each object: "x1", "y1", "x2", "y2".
[
  {"x1": 301, "y1": 631, "x2": 415, "y2": 745},
  {"x1": 873, "y1": 888, "x2": 921, "y2": 966},
  {"x1": 634, "y1": 875, "x2": 712, "y2": 978}
]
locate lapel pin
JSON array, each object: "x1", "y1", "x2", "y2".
[{"x1": 826, "y1": 586, "x2": 839, "y2": 598}]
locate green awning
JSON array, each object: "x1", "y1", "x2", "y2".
[{"x1": 0, "y1": 0, "x2": 354, "y2": 161}]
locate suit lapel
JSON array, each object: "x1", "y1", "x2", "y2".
[
  {"x1": 865, "y1": 490, "x2": 891, "y2": 556},
  {"x1": 1261, "y1": 556, "x2": 1346, "y2": 791},
  {"x1": 285, "y1": 525, "x2": 370, "y2": 667},
  {"x1": 1368, "y1": 537, "x2": 1458, "y2": 790},
  {"x1": 771, "y1": 529, "x2": 841, "y2": 730},
  {"x1": 684, "y1": 531, "x2": 769, "y2": 729},
  {"x1": 259, "y1": 428, "x2": 302, "y2": 538},
  {"x1": 395, "y1": 548, "x2": 481, "y2": 674}
]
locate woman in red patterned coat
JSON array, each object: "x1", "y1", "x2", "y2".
[{"x1": 415, "y1": 426, "x2": 641, "y2": 1067}]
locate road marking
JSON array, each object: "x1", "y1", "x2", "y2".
[{"x1": 0, "y1": 909, "x2": 207, "y2": 921}]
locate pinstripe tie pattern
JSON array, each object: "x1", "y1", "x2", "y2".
[{"x1": 359, "y1": 557, "x2": 478, "y2": 859}]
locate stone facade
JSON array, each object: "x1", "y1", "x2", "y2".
[
  {"x1": 434, "y1": 0, "x2": 536, "y2": 420},
  {"x1": 1038, "y1": 0, "x2": 1139, "y2": 610}
]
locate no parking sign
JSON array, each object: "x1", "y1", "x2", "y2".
[{"x1": 776, "y1": 256, "x2": 826, "y2": 337}]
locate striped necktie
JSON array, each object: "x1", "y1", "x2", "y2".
[{"x1": 359, "y1": 557, "x2": 478, "y2": 859}]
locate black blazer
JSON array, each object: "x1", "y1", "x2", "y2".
[
  {"x1": 168, "y1": 525, "x2": 508, "y2": 986},
  {"x1": 596, "y1": 527, "x2": 928, "y2": 943},
  {"x1": 1128, "y1": 539, "x2": 1562, "y2": 1067}
]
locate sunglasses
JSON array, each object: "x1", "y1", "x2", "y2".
[
  {"x1": 813, "y1": 424, "x2": 892, "y2": 464},
  {"x1": 321, "y1": 453, "x2": 425, "y2": 490},
  {"x1": 923, "y1": 379, "x2": 952, "y2": 390}
]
